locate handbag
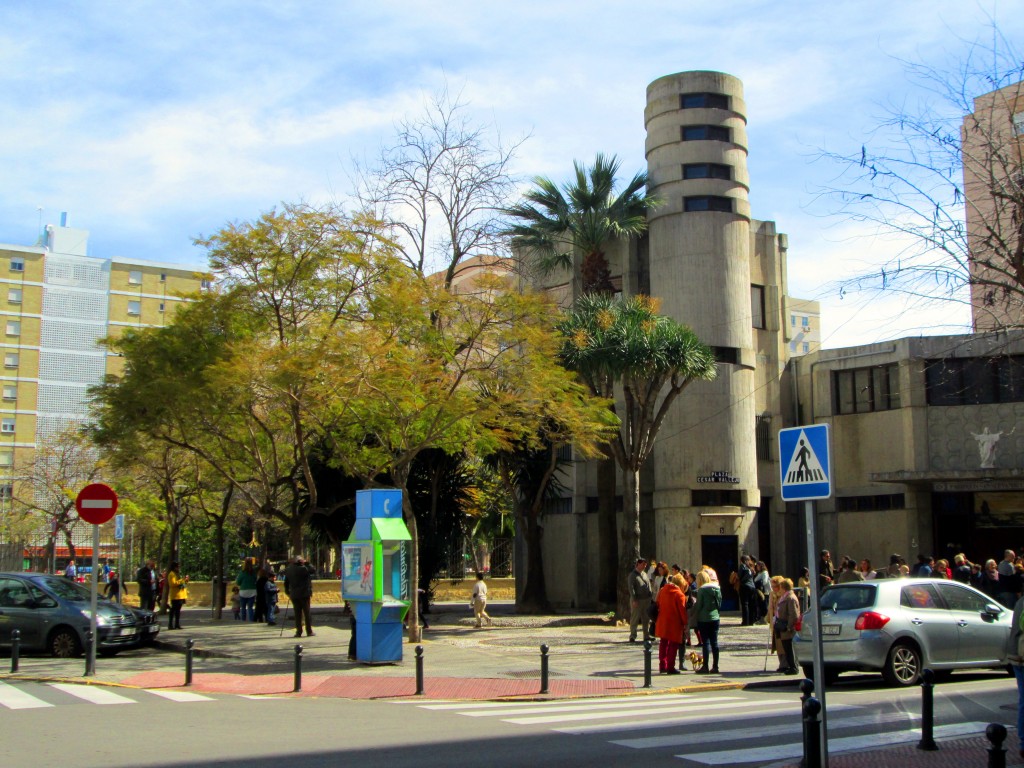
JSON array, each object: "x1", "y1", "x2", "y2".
[
  {"x1": 773, "y1": 616, "x2": 788, "y2": 635},
  {"x1": 647, "y1": 601, "x2": 659, "y2": 621}
]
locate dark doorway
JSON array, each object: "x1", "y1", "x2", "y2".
[{"x1": 701, "y1": 534, "x2": 738, "y2": 611}]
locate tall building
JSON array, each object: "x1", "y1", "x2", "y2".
[
  {"x1": 962, "y1": 79, "x2": 1024, "y2": 331},
  {"x1": 527, "y1": 72, "x2": 819, "y2": 608},
  {"x1": 0, "y1": 217, "x2": 206, "y2": 565}
]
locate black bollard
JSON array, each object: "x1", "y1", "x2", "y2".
[
  {"x1": 415, "y1": 645, "x2": 424, "y2": 696},
  {"x1": 917, "y1": 669, "x2": 937, "y2": 751},
  {"x1": 986, "y1": 723, "x2": 1007, "y2": 768},
  {"x1": 798, "y1": 679, "x2": 814, "y2": 768},
  {"x1": 293, "y1": 644, "x2": 303, "y2": 692},
  {"x1": 643, "y1": 639, "x2": 653, "y2": 688},
  {"x1": 540, "y1": 644, "x2": 549, "y2": 694},
  {"x1": 84, "y1": 630, "x2": 94, "y2": 677},
  {"x1": 184, "y1": 639, "x2": 194, "y2": 686},
  {"x1": 802, "y1": 696, "x2": 822, "y2": 768},
  {"x1": 10, "y1": 629, "x2": 20, "y2": 673}
]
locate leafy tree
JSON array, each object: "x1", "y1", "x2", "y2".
[
  {"x1": 320, "y1": 272, "x2": 614, "y2": 638},
  {"x1": 817, "y1": 32, "x2": 1024, "y2": 330},
  {"x1": 503, "y1": 153, "x2": 657, "y2": 295},
  {"x1": 558, "y1": 294, "x2": 716, "y2": 617}
]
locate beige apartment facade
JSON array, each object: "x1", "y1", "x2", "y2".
[{"x1": 0, "y1": 219, "x2": 205, "y2": 561}]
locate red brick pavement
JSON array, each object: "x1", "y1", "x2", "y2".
[
  {"x1": 120, "y1": 671, "x2": 635, "y2": 699},
  {"x1": 778, "y1": 734, "x2": 1022, "y2": 767}
]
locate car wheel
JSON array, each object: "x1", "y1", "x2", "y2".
[
  {"x1": 49, "y1": 628, "x2": 82, "y2": 658},
  {"x1": 883, "y1": 642, "x2": 922, "y2": 686}
]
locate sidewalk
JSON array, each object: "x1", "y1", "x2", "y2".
[
  {"x1": 776, "y1": 732, "x2": 1022, "y2": 767},
  {"x1": 3, "y1": 602, "x2": 796, "y2": 700}
]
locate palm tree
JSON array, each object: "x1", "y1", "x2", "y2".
[
  {"x1": 557, "y1": 294, "x2": 717, "y2": 618},
  {"x1": 503, "y1": 154, "x2": 657, "y2": 295}
]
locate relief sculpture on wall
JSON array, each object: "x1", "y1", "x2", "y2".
[{"x1": 970, "y1": 426, "x2": 1005, "y2": 469}]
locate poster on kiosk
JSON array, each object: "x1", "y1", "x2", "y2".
[{"x1": 342, "y1": 489, "x2": 411, "y2": 663}]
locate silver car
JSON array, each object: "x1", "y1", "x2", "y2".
[{"x1": 793, "y1": 578, "x2": 1012, "y2": 686}]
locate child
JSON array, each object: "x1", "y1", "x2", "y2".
[
  {"x1": 230, "y1": 585, "x2": 241, "y2": 620},
  {"x1": 265, "y1": 572, "x2": 279, "y2": 626}
]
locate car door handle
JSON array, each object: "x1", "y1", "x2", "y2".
[
  {"x1": 911, "y1": 618, "x2": 924, "y2": 625},
  {"x1": 957, "y1": 620, "x2": 969, "y2": 627}
]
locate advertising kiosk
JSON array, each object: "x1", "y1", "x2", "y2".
[{"x1": 341, "y1": 489, "x2": 411, "y2": 663}]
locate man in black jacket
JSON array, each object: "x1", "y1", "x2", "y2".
[
  {"x1": 738, "y1": 555, "x2": 756, "y2": 626},
  {"x1": 136, "y1": 559, "x2": 155, "y2": 611},
  {"x1": 284, "y1": 556, "x2": 316, "y2": 638}
]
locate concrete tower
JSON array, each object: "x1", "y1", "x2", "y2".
[{"x1": 644, "y1": 71, "x2": 759, "y2": 573}]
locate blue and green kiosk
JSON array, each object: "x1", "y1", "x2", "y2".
[{"x1": 341, "y1": 489, "x2": 411, "y2": 663}]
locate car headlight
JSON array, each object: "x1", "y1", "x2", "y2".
[{"x1": 80, "y1": 610, "x2": 109, "y2": 626}]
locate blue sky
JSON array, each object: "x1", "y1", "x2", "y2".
[{"x1": 1, "y1": 1, "x2": 1021, "y2": 347}]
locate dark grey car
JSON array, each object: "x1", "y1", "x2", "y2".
[
  {"x1": 0, "y1": 572, "x2": 141, "y2": 657},
  {"x1": 794, "y1": 578, "x2": 1012, "y2": 686}
]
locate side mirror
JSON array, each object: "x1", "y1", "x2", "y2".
[{"x1": 984, "y1": 604, "x2": 1003, "y2": 616}]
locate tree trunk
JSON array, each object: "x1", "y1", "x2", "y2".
[
  {"x1": 517, "y1": 504, "x2": 551, "y2": 613},
  {"x1": 617, "y1": 465, "x2": 641, "y2": 619},
  {"x1": 289, "y1": 520, "x2": 304, "y2": 558},
  {"x1": 213, "y1": 516, "x2": 225, "y2": 619},
  {"x1": 597, "y1": 456, "x2": 617, "y2": 606}
]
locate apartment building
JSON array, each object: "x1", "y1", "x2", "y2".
[{"x1": 0, "y1": 218, "x2": 205, "y2": 563}]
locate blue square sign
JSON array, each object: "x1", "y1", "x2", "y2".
[{"x1": 779, "y1": 424, "x2": 832, "y2": 501}]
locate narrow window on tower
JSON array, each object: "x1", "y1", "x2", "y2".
[
  {"x1": 682, "y1": 163, "x2": 732, "y2": 180},
  {"x1": 751, "y1": 285, "x2": 766, "y2": 329},
  {"x1": 681, "y1": 125, "x2": 731, "y2": 142},
  {"x1": 684, "y1": 196, "x2": 733, "y2": 213},
  {"x1": 680, "y1": 93, "x2": 729, "y2": 110}
]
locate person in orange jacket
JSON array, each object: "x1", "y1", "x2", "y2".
[{"x1": 654, "y1": 573, "x2": 688, "y2": 674}]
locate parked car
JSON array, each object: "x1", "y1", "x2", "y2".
[
  {"x1": 0, "y1": 571, "x2": 142, "y2": 657},
  {"x1": 794, "y1": 578, "x2": 1012, "y2": 686},
  {"x1": 128, "y1": 605, "x2": 161, "y2": 645}
]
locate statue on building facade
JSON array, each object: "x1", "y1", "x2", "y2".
[{"x1": 970, "y1": 426, "x2": 1004, "y2": 469}]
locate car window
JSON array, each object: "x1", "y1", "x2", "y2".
[
  {"x1": 0, "y1": 577, "x2": 33, "y2": 607},
  {"x1": 936, "y1": 583, "x2": 991, "y2": 613},
  {"x1": 820, "y1": 585, "x2": 876, "y2": 610},
  {"x1": 901, "y1": 583, "x2": 943, "y2": 610},
  {"x1": 27, "y1": 583, "x2": 57, "y2": 608},
  {"x1": 36, "y1": 576, "x2": 90, "y2": 601}
]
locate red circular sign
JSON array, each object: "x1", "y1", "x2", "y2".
[{"x1": 75, "y1": 483, "x2": 119, "y2": 525}]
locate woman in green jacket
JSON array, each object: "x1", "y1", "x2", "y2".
[{"x1": 694, "y1": 568, "x2": 722, "y2": 674}]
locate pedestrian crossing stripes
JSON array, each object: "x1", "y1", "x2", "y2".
[
  {"x1": 0, "y1": 680, "x2": 216, "y2": 710},
  {"x1": 408, "y1": 693, "x2": 995, "y2": 765}
]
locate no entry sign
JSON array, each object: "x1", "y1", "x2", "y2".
[{"x1": 75, "y1": 483, "x2": 119, "y2": 525}]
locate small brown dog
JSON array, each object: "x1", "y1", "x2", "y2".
[{"x1": 687, "y1": 650, "x2": 704, "y2": 671}]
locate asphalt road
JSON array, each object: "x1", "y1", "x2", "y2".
[{"x1": 0, "y1": 672, "x2": 1016, "y2": 767}]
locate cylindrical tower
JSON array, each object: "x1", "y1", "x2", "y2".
[{"x1": 644, "y1": 71, "x2": 759, "y2": 575}]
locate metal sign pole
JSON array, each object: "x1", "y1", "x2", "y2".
[
  {"x1": 805, "y1": 499, "x2": 828, "y2": 767},
  {"x1": 87, "y1": 523, "x2": 99, "y2": 676}
]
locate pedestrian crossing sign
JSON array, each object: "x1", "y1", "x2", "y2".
[{"x1": 779, "y1": 424, "x2": 832, "y2": 501}]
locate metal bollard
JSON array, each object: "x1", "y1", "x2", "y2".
[
  {"x1": 801, "y1": 696, "x2": 822, "y2": 768},
  {"x1": 643, "y1": 639, "x2": 652, "y2": 688},
  {"x1": 986, "y1": 723, "x2": 1007, "y2": 768},
  {"x1": 798, "y1": 679, "x2": 814, "y2": 767},
  {"x1": 415, "y1": 645, "x2": 424, "y2": 696},
  {"x1": 11, "y1": 629, "x2": 20, "y2": 673},
  {"x1": 917, "y1": 669, "x2": 937, "y2": 751},
  {"x1": 539, "y1": 644, "x2": 549, "y2": 694},
  {"x1": 293, "y1": 644, "x2": 303, "y2": 692},
  {"x1": 184, "y1": 639, "x2": 194, "y2": 686},
  {"x1": 84, "y1": 630, "x2": 94, "y2": 677}
]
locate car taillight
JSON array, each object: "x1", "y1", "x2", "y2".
[{"x1": 855, "y1": 611, "x2": 890, "y2": 630}]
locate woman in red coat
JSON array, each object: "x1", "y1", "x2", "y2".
[{"x1": 655, "y1": 573, "x2": 688, "y2": 674}]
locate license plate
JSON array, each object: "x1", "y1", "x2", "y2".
[
  {"x1": 116, "y1": 627, "x2": 135, "y2": 637},
  {"x1": 822, "y1": 624, "x2": 841, "y2": 636},
  {"x1": 145, "y1": 625, "x2": 159, "y2": 633}
]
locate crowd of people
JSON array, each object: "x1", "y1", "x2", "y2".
[
  {"x1": 232, "y1": 556, "x2": 316, "y2": 638},
  {"x1": 626, "y1": 554, "x2": 803, "y2": 677},
  {"x1": 817, "y1": 548, "x2": 1024, "y2": 610}
]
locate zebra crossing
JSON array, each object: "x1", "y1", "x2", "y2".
[
  {"x1": 404, "y1": 692, "x2": 993, "y2": 766},
  {"x1": 0, "y1": 679, "x2": 218, "y2": 709}
]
